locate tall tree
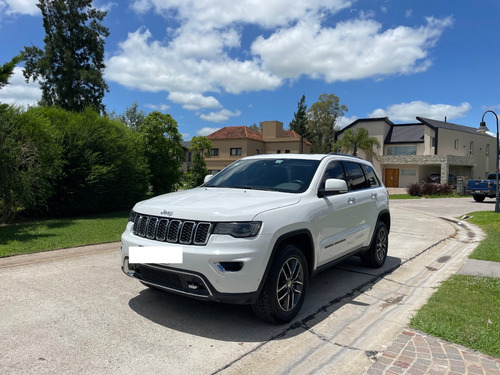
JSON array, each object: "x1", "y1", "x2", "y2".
[
  {"x1": 307, "y1": 93, "x2": 347, "y2": 153},
  {"x1": 289, "y1": 94, "x2": 308, "y2": 153},
  {"x1": 22, "y1": 0, "x2": 109, "y2": 113},
  {"x1": 140, "y1": 111, "x2": 183, "y2": 195},
  {"x1": 333, "y1": 127, "x2": 380, "y2": 158},
  {"x1": 186, "y1": 136, "x2": 213, "y2": 188},
  {"x1": 118, "y1": 101, "x2": 146, "y2": 131},
  {"x1": 0, "y1": 55, "x2": 22, "y2": 91}
]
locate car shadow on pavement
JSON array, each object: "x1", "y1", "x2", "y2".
[{"x1": 127, "y1": 255, "x2": 402, "y2": 342}]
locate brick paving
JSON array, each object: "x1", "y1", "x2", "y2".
[{"x1": 364, "y1": 329, "x2": 500, "y2": 375}]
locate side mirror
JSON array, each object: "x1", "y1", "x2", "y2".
[
  {"x1": 319, "y1": 178, "x2": 348, "y2": 197},
  {"x1": 203, "y1": 174, "x2": 214, "y2": 183}
]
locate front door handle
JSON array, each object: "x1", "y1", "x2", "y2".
[{"x1": 348, "y1": 197, "x2": 356, "y2": 204}]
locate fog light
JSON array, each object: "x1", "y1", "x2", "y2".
[{"x1": 215, "y1": 262, "x2": 244, "y2": 272}]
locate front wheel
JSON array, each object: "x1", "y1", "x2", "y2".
[
  {"x1": 361, "y1": 221, "x2": 388, "y2": 268},
  {"x1": 252, "y1": 244, "x2": 308, "y2": 324},
  {"x1": 473, "y1": 194, "x2": 485, "y2": 202}
]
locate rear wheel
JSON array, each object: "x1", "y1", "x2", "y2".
[
  {"x1": 252, "y1": 244, "x2": 308, "y2": 324},
  {"x1": 361, "y1": 221, "x2": 388, "y2": 268},
  {"x1": 473, "y1": 194, "x2": 485, "y2": 202}
]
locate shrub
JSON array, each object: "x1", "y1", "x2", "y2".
[
  {"x1": 421, "y1": 182, "x2": 439, "y2": 195},
  {"x1": 140, "y1": 112, "x2": 183, "y2": 195},
  {"x1": 407, "y1": 183, "x2": 422, "y2": 196},
  {"x1": 0, "y1": 105, "x2": 62, "y2": 222},
  {"x1": 407, "y1": 182, "x2": 455, "y2": 198},
  {"x1": 35, "y1": 107, "x2": 149, "y2": 216}
]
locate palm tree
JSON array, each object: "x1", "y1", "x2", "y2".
[{"x1": 333, "y1": 127, "x2": 380, "y2": 158}]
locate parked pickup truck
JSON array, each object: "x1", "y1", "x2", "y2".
[{"x1": 467, "y1": 173, "x2": 500, "y2": 202}]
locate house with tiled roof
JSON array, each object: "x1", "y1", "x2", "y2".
[
  {"x1": 206, "y1": 120, "x2": 310, "y2": 172},
  {"x1": 335, "y1": 117, "x2": 497, "y2": 188}
]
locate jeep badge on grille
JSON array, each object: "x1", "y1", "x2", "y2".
[{"x1": 161, "y1": 210, "x2": 174, "y2": 216}]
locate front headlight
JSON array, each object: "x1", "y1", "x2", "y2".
[
  {"x1": 213, "y1": 222, "x2": 262, "y2": 238},
  {"x1": 128, "y1": 210, "x2": 137, "y2": 223}
]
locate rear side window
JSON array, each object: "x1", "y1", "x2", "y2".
[
  {"x1": 343, "y1": 162, "x2": 369, "y2": 191},
  {"x1": 362, "y1": 164, "x2": 381, "y2": 187}
]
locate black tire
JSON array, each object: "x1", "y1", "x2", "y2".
[
  {"x1": 361, "y1": 221, "x2": 388, "y2": 268},
  {"x1": 252, "y1": 244, "x2": 308, "y2": 324},
  {"x1": 473, "y1": 194, "x2": 485, "y2": 202}
]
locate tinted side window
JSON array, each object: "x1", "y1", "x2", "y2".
[
  {"x1": 319, "y1": 161, "x2": 345, "y2": 190},
  {"x1": 343, "y1": 162, "x2": 369, "y2": 191},
  {"x1": 362, "y1": 164, "x2": 381, "y2": 187}
]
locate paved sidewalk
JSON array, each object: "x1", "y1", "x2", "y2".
[
  {"x1": 365, "y1": 329, "x2": 500, "y2": 375},
  {"x1": 364, "y1": 258, "x2": 500, "y2": 375}
]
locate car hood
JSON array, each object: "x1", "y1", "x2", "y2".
[{"x1": 133, "y1": 187, "x2": 301, "y2": 221}]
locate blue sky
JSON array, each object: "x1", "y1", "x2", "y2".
[{"x1": 1, "y1": 0, "x2": 499, "y2": 140}]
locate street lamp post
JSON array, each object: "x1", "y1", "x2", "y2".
[{"x1": 478, "y1": 110, "x2": 500, "y2": 213}]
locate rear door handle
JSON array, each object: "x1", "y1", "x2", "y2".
[
  {"x1": 348, "y1": 197, "x2": 356, "y2": 204},
  {"x1": 371, "y1": 193, "x2": 378, "y2": 199}
]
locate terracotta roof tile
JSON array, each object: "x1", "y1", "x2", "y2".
[{"x1": 208, "y1": 126, "x2": 263, "y2": 141}]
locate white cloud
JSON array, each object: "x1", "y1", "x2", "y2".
[
  {"x1": 0, "y1": 67, "x2": 41, "y2": 106},
  {"x1": 368, "y1": 101, "x2": 471, "y2": 122},
  {"x1": 107, "y1": 2, "x2": 453, "y2": 123},
  {"x1": 252, "y1": 16, "x2": 453, "y2": 81},
  {"x1": 144, "y1": 103, "x2": 170, "y2": 111},
  {"x1": 196, "y1": 126, "x2": 221, "y2": 136},
  {"x1": 168, "y1": 92, "x2": 221, "y2": 111},
  {"x1": 131, "y1": 0, "x2": 353, "y2": 29},
  {"x1": 2, "y1": 0, "x2": 38, "y2": 15},
  {"x1": 200, "y1": 109, "x2": 241, "y2": 123},
  {"x1": 336, "y1": 115, "x2": 358, "y2": 129}
]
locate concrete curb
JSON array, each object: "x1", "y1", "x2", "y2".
[{"x1": 0, "y1": 242, "x2": 120, "y2": 269}]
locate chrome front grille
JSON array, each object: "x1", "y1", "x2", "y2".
[{"x1": 133, "y1": 214, "x2": 212, "y2": 246}]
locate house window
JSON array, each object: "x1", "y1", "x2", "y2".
[
  {"x1": 386, "y1": 145, "x2": 417, "y2": 155},
  {"x1": 486, "y1": 144, "x2": 489, "y2": 157},
  {"x1": 431, "y1": 137, "x2": 436, "y2": 148},
  {"x1": 230, "y1": 148, "x2": 242, "y2": 156},
  {"x1": 401, "y1": 169, "x2": 417, "y2": 176},
  {"x1": 256, "y1": 149, "x2": 261, "y2": 154},
  {"x1": 469, "y1": 141, "x2": 474, "y2": 155},
  {"x1": 210, "y1": 148, "x2": 219, "y2": 156},
  {"x1": 285, "y1": 150, "x2": 290, "y2": 153},
  {"x1": 277, "y1": 150, "x2": 281, "y2": 154},
  {"x1": 454, "y1": 139, "x2": 459, "y2": 150}
]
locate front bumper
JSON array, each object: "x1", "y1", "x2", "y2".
[{"x1": 121, "y1": 222, "x2": 272, "y2": 304}]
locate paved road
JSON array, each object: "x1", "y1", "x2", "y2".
[{"x1": 0, "y1": 197, "x2": 489, "y2": 374}]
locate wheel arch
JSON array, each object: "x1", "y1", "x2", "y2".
[
  {"x1": 259, "y1": 229, "x2": 315, "y2": 290},
  {"x1": 378, "y1": 209, "x2": 391, "y2": 232}
]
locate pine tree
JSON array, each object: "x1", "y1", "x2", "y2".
[
  {"x1": 289, "y1": 94, "x2": 308, "y2": 153},
  {"x1": 22, "y1": 0, "x2": 109, "y2": 113},
  {"x1": 0, "y1": 55, "x2": 22, "y2": 91}
]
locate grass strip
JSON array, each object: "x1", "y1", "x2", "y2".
[
  {"x1": 467, "y1": 211, "x2": 500, "y2": 262},
  {"x1": 0, "y1": 211, "x2": 128, "y2": 258},
  {"x1": 410, "y1": 275, "x2": 500, "y2": 357}
]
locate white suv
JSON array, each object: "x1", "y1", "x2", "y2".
[{"x1": 121, "y1": 154, "x2": 390, "y2": 323}]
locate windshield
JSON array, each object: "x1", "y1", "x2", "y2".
[{"x1": 203, "y1": 158, "x2": 321, "y2": 193}]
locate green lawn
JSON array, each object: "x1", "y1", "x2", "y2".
[
  {"x1": 410, "y1": 211, "x2": 500, "y2": 357},
  {"x1": 0, "y1": 211, "x2": 128, "y2": 258},
  {"x1": 467, "y1": 211, "x2": 500, "y2": 262}
]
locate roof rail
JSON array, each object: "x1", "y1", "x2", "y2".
[{"x1": 327, "y1": 152, "x2": 363, "y2": 160}]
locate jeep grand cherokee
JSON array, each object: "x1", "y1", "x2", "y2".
[{"x1": 121, "y1": 154, "x2": 390, "y2": 323}]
